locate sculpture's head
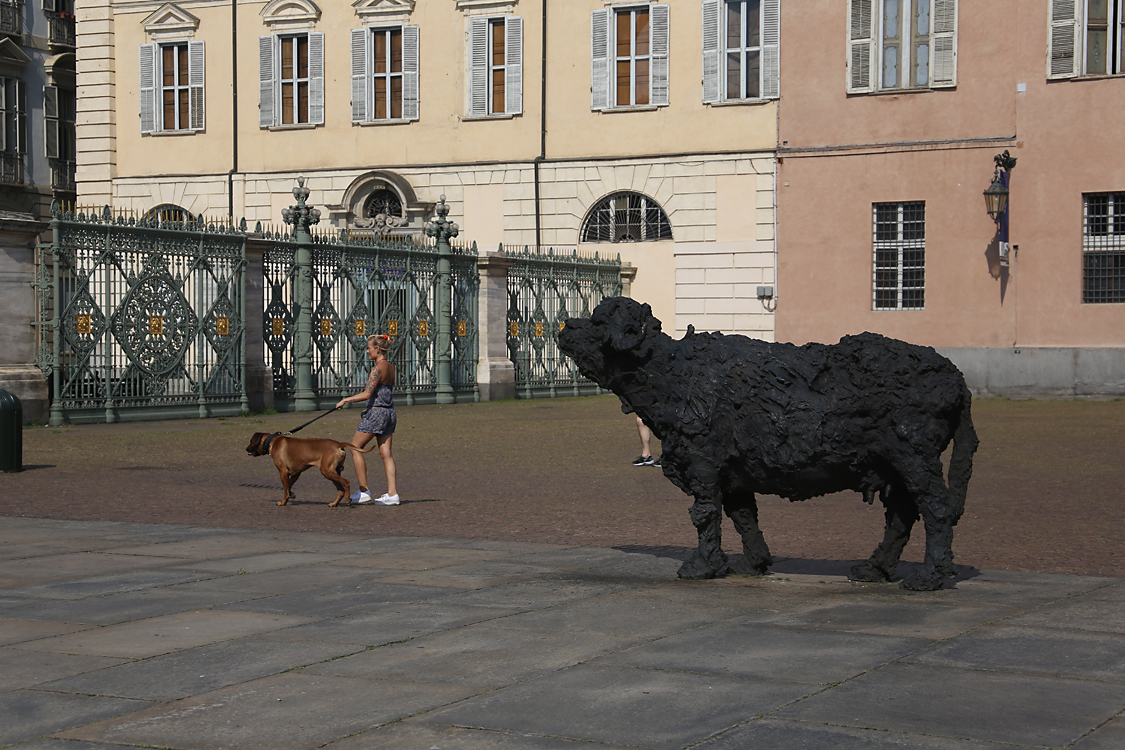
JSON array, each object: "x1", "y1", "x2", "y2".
[{"x1": 558, "y1": 296, "x2": 662, "y2": 384}]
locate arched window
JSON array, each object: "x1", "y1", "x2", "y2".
[
  {"x1": 364, "y1": 189, "x2": 403, "y2": 220},
  {"x1": 144, "y1": 204, "x2": 191, "y2": 223},
  {"x1": 581, "y1": 192, "x2": 672, "y2": 243}
]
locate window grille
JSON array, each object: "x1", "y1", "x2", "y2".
[
  {"x1": 873, "y1": 201, "x2": 925, "y2": 310},
  {"x1": 364, "y1": 189, "x2": 402, "y2": 220},
  {"x1": 1083, "y1": 192, "x2": 1125, "y2": 304},
  {"x1": 581, "y1": 192, "x2": 673, "y2": 243},
  {"x1": 145, "y1": 204, "x2": 191, "y2": 223}
]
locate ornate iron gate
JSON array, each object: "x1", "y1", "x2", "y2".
[
  {"x1": 504, "y1": 246, "x2": 622, "y2": 398},
  {"x1": 262, "y1": 229, "x2": 479, "y2": 407},
  {"x1": 35, "y1": 204, "x2": 247, "y2": 424}
]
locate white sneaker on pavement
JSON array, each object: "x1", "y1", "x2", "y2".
[
  {"x1": 351, "y1": 490, "x2": 372, "y2": 504},
  {"x1": 375, "y1": 493, "x2": 400, "y2": 506}
]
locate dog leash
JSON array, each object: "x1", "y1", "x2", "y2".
[{"x1": 286, "y1": 406, "x2": 342, "y2": 435}]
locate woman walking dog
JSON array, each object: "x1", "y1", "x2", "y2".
[{"x1": 336, "y1": 334, "x2": 399, "y2": 505}]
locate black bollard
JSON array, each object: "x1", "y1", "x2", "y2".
[{"x1": 0, "y1": 389, "x2": 23, "y2": 472}]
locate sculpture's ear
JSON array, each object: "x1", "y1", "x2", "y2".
[{"x1": 607, "y1": 299, "x2": 649, "y2": 352}]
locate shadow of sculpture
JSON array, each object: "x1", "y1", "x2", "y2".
[{"x1": 559, "y1": 297, "x2": 979, "y2": 591}]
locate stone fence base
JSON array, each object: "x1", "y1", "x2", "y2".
[{"x1": 938, "y1": 347, "x2": 1125, "y2": 398}]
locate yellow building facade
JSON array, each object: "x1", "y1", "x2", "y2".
[{"x1": 76, "y1": 0, "x2": 782, "y2": 339}]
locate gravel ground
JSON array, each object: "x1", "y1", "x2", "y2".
[{"x1": 2, "y1": 395, "x2": 1123, "y2": 578}]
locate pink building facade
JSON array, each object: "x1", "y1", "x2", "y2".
[{"x1": 776, "y1": 0, "x2": 1125, "y2": 395}]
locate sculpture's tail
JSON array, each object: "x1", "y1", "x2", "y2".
[{"x1": 947, "y1": 383, "x2": 978, "y2": 520}]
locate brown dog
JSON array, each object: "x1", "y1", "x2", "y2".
[{"x1": 246, "y1": 432, "x2": 375, "y2": 507}]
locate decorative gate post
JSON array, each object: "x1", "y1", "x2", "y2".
[
  {"x1": 282, "y1": 177, "x2": 321, "y2": 412},
  {"x1": 424, "y1": 195, "x2": 459, "y2": 405}
]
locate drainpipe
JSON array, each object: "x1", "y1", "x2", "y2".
[
  {"x1": 532, "y1": 0, "x2": 547, "y2": 248},
  {"x1": 228, "y1": 0, "x2": 239, "y2": 219}
]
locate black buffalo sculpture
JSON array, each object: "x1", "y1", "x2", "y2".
[{"x1": 558, "y1": 297, "x2": 978, "y2": 591}]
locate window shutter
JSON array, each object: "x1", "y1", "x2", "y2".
[
  {"x1": 259, "y1": 36, "x2": 275, "y2": 128},
  {"x1": 505, "y1": 15, "x2": 523, "y2": 115},
  {"x1": 591, "y1": 8, "x2": 610, "y2": 110},
  {"x1": 308, "y1": 32, "x2": 325, "y2": 125},
  {"x1": 44, "y1": 85, "x2": 58, "y2": 158},
  {"x1": 650, "y1": 4, "x2": 670, "y2": 106},
  {"x1": 1048, "y1": 0, "x2": 1080, "y2": 79},
  {"x1": 468, "y1": 17, "x2": 488, "y2": 116},
  {"x1": 139, "y1": 43, "x2": 157, "y2": 133},
  {"x1": 402, "y1": 25, "x2": 419, "y2": 120},
  {"x1": 930, "y1": 0, "x2": 956, "y2": 87},
  {"x1": 847, "y1": 0, "x2": 874, "y2": 93},
  {"x1": 16, "y1": 80, "x2": 24, "y2": 154},
  {"x1": 0, "y1": 84, "x2": 6, "y2": 152},
  {"x1": 188, "y1": 40, "x2": 205, "y2": 130},
  {"x1": 701, "y1": 0, "x2": 720, "y2": 103},
  {"x1": 350, "y1": 28, "x2": 369, "y2": 122},
  {"x1": 761, "y1": 0, "x2": 780, "y2": 98}
]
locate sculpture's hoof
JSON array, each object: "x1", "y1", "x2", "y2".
[
  {"x1": 850, "y1": 561, "x2": 893, "y2": 582},
  {"x1": 729, "y1": 555, "x2": 770, "y2": 576},
  {"x1": 900, "y1": 568, "x2": 945, "y2": 591},
  {"x1": 676, "y1": 554, "x2": 729, "y2": 580}
]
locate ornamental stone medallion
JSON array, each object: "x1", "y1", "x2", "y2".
[{"x1": 110, "y1": 262, "x2": 199, "y2": 376}]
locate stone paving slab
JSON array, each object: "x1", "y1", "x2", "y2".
[{"x1": 1, "y1": 517, "x2": 1123, "y2": 750}]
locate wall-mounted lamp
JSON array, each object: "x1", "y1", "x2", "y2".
[{"x1": 985, "y1": 151, "x2": 1017, "y2": 265}]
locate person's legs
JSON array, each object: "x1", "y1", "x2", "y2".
[
  {"x1": 350, "y1": 431, "x2": 374, "y2": 492},
  {"x1": 377, "y1": 433, "x2": 397, "y2": 497},
  {"x1": 632, "y1": 416, "x2": 653, "y2": 465}
]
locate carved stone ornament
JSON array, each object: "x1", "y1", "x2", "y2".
[
  {"x1": 353, "y1": 0, "x2": 415, "y2": 24},
  {"x1": 142, "y1": 3, "x2": 200, "y2": 40},
  {"x1": 261, "y1": 0, "x2": 321, "y2": 29},
  {"x1": 455, "y1": 0, "x2": 519, "y2": 15}
]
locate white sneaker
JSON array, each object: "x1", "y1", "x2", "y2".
[
  {"x1": 375, "y1": 493, "x2": 400, "y2": 506},
  {"x1": 351, "y1": 490, "x2": 372, "y2": 504}
]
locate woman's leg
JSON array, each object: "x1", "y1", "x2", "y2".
[
  {"x1": 636, "y1": 416, "x2": 652, "y2": 457},
  {"x1": 377, "y1": 434, "x2": 397, "y2": 497},
  {"x1": 350, "y1": 431, "x2": 374, "y2": 491}
]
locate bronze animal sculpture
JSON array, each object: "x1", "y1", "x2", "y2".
[{"x1": 558, "y1": 297, "x2": 978, "y2": 591}]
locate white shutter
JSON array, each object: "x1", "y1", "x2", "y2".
[
  {"x1": 44, "y1": 85, "x2": 58, "y2": 158},
  {"x1": 650, "y1": 4, "x2": 670, "y2": 106},
  {"x1": 505, "y1": 15, "x2": 523, "y2": 115},
  {"x1": 468, "y1": 17, "x2": 488, "y2": 116},
  {"x1": 139, "y1": 43, "x2": 157, "y2": 133},
  {"x1": 308, "y1": 32, "x2": 325, "y2": 124},
  {"x1": 702, "y1": 0, "x2": 720, "y2": 103},
  {"x1": 930, "y1": 0, "x2": 956, "y2": 87},
  {"x1": 0, "y1": 84, "x2": 6, "y2": 151},
  {"x1": 847, "y1": 0, "x2": 874, "y2": 93},
  {"x1": 351, "y1": 28, "x2": 369, "y2": 122},
  {"x1": 1048, "y1": 0, "x2": 1080, "y2": 79},
  {"x1": 402, "y1": 25, "x2": 419, "y2": 120},
  {"x1": 591, "y1": 8, "x2": 610, "y2": 110},
  {"x1": 761, "y1": 0, "x2": 780, "y2": 98},
  {"x1": 259, "y1": 36, "x2": 275, "y2": 128},
  {"x1": 188, "y1": 40, "x2": 205, "y2": 130}
]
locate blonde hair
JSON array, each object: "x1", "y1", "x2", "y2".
[{"x1": 367, "y1": 334, "x2": 391, "y2": 353}]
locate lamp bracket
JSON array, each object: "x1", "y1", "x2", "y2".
[{"x1": 994, "y1": 150, "x2": 1017, "y2": 173}]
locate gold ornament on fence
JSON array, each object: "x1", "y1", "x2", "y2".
[
  {"x1": 320, "y1": 319, "x2": 332, "y2": 336},
  {"x1": 149, "y1": 315, "x2": 163, "y2": 335},
  {"x1": 76, "y1": 314, "x2": 91, "y2": 335},
  {"x1": 216, "y1": 316, "x2": 229, "y2": 335},
  {"x1": 272, "y1": 318, "x2": 284, "y2": 336},
  {"x1": 535, "y1": 322, "x2": 544, "y2": 337},
  {"x1": 355, "y1": 319, "x2": 365, "y2": 336},
  {"x1": 418, "y1": 320, "x2": 429, "y2": 337},
  {"x1": 457, "y1": 321, "x2": 467, "y2": 337},
  {"x1": 388, "y1": 320, "x2": 398, "y2": 336},
  {"x1": 510, "y1": 321, "x2": 519, "y2": 337}
]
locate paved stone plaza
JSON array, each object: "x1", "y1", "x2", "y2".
[{"x1": 1, "y1": 516, "x2": 1123, "y2": 749}]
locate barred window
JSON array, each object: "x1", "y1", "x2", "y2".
[
  {"x1": 1083, "y1": 192, "x2": 1125, "y2": 304},
  {"x1": 873, "y1": 201, "x2": 925, "y2": 310},
  {"x1": 581, "y1": 192, "x2": 673, "y2": 243}
]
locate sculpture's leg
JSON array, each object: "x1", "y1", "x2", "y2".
[
  {"x1": 723, "y1": 492, "x2": 773, "y2": 575},
  {"x1": 677, "y1": 497, "x2": 729, "y2": 579},
  {"x1": 901, "y1": 469, "x2": 959, "y2": 591},
  {"x1": 851, "y1": 488, "x2": 918, "y2": 582}
]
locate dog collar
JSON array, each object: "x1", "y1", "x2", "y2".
[{"x1": 261, "y1": 432, "x2": 282, "y2": 456}]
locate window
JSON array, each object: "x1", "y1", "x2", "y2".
[
  {"x1": 145, "y1": 204, "x2": 191, "y2": 223},
  {"x1": 468, "y1": 15, "x2": 523, "y2": 117},
  {"x1": 259, "y1": 33, "x2": 325, "y2": 128},
  {"x1": 582, "y1": 192, "x2": 673, "y2": 243},
  {"x1": 364, "y1": 189, "x2": 403, "y2": 220},
  {"x1": 1083, "y1": 193, "x2": 1125, "y2": 303},
  {"x1": 44, "y1": 85, "x2": 76, "y2": 192},
  {"x1": 1050, "y1": 0, "x2": 1125, "y2": 78},
  {"x1": 591, "y1": 4, "x2": 669, "y2": 110},
  {"x1": 873, "y1": 201, "x2": 925, "y2": 310},
  {"x1": 0, "y1": 76, "x2": 24, "y2": 184},
  {"x1": 847, "y1": 0, "x2": 956, "y2": 93},
  {"x1": 351, "y1": 25, "x2": 419, "y2": 122},
  {"x1": 702, "y1": 0, "x2": 780, "y2": 102},
  {"x1": 139, "y1": 41, "x2": 205, "y2": 133}
]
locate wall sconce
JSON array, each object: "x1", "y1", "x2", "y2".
[{"x1": 984, "y1": 151, "x2": 1017, "y2": 265}]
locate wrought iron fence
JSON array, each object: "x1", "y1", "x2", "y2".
[
  {"x1": 48, "y1": 13, "x2": 76, "y2": 48},
  {"x1": 504, "y1": 245, "x2": 622, "y2": 398},
  {"x1": 262, "y1": 227, "x2": 478, "y2": 407},
  {"x1": 35, "y1": 204, "x2": 248, "y2": 424}
]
